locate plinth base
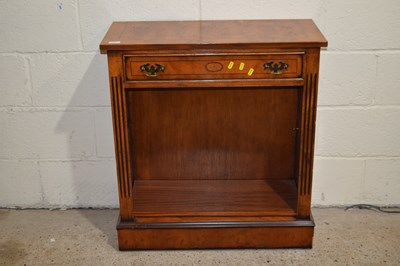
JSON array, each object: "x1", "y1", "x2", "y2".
[{"x1": 116, "y1": 217, "x2": 314, "y2": 250}]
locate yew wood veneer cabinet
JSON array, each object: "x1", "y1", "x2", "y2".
[{"x1": 100, "y1": 20, "x2": 327, "y2": 250}]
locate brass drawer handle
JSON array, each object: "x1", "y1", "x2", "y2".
[
  {"x1": 140, "y1": 63, "x2": 165, "y2": 77},
  {"x1": 264, "y1": 61, "x2": 288, "y2": 75}
]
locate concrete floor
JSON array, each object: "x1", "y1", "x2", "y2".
[{"x1": 0, "y1": 208, "x2": 399, "y2": 266}]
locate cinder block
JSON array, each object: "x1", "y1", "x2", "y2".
[
  {"x1": 39, "y1": 160, "x2": 118, "y2": 207},
  {"x1": 324, "y1": 1, "x2": 400, "y2": 50},
  {"x1": 200, "y1": 0, "x2": 325, "y2": 27},
  {"x1": 376, "y1": 53, "x2": 400, "y2": 105},
  {"x1": 0, "y1": 110, "x2": 95, "y2": 159},
  {"x1": 319, "y1": 52, "x2": 376, "y2": 106},
  {"x1": 0, "y1": 160, "x2": 42, "y2": 207},
  {"x1": 316, "y1": 108, "x2": 400, "y2": 157},
  {"x1": 364, "y1": 159, "x2": 400, "y2": 204},
  {"x1": 312, "y1": 158, "x2": 364, "y2": 205},
  {"x1": 0, "y1": 55, "x2": 31, "y2": 106},
  {"x1": 79, "y1": 0, "x2": 200, "y2": 50},
  {"x1": 30, "y1": 53, "x2": 109, "y2": 107},
  {"x1": 94, "y1": 108, "x2": 115, "y2": 157},
  {"x1": 0, "y1": 0, "x2": 81, "y2": 52}
]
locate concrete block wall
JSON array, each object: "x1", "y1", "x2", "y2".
[{"x1": 0, "y1": 0, "x2": 399, "y2": 208}]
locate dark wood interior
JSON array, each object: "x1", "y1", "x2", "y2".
[
  {"x1": 133, "y1": 179, "x2": 297, "y2": 217},
  {"x1": 127, "y1": 87, "x2": 299, "y2": 181}
]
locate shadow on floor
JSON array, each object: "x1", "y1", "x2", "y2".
[{"x1": 78, "y1": 209, "x2": 120, "y2": 251}]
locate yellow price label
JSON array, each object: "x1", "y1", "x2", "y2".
[{"x1": 247, "y1": 68, "x2": 254, "y2": 76}]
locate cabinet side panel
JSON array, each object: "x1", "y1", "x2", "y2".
[
  {"x1": 297, "y1": 48, "x2": 320, "y2": 218},
  {"x1": 108, "y1": 52, "x2": 134, "y2": 219}
]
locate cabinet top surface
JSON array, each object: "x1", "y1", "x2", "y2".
[{"x1": 100, "y1": 19, "x2": 327, "y2": 52}]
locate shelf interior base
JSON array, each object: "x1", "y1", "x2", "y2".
[{"x1": 133, "y1": 179, "x2": 297, "y2": 220}]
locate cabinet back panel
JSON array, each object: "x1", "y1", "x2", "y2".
[{"x1": 126, "y1": 87, "x2": 299, "y2": 180}]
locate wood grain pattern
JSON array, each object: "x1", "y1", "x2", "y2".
[
  {"x1": 107, "y1": 52, "x2": 134, "y2": 219},
  {"x1": 134, "y1": 216, "x2": 295, "y2": 223},
  {"x1": 299, "y1": 74, "x2": 317, "y2": 197},
  {"x1": 111, "y1": 76, "x2": 129, "y2": 198},
  {"x1": 297, "y1": 48, "x2": 320, "y2": 218},
  {"x1": 100, "y1": 20, "x2": 327, "y2": 52},
  {"x1": 124, "y1": 78, "x2": 304, "y2": 89},
  {"x1": 125, "y1": 54, "x2": 302, "y2": 80},
  {"x1": 127, "y1": 87, "x2": 299, "y2": 180},
  {"x1": 133, "y1": 180, "x2": 297, "y2": 217},
  {"x1": 117, "y1": 225, "x2": 314, "y2": 250}
]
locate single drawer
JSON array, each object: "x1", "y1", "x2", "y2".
[{"x1": 124, "y1": 54, "x2": 303, "y2": 81}]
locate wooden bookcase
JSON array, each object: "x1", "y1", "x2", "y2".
[{"x1": 100, "y1": 20, "x2": 327, "y2": 250}]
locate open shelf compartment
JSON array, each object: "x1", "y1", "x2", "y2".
[{"x1": 133, "y1": 179, "x2": 297, "y2": 223}]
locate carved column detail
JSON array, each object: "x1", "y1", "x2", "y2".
[
  {"x1": 297, "y1": 48, "x2": 320, "y2": 218},
  {"x1": 297, "y1": 73, "x2": 318, "y2": 218},
  {"x1": 108, "y1": 52, "x2": 134, "y2": 220},
  {"x1": 299, "y1": 74, "x2": 317, "y2": 192},
  {"x1": 110, "y1": 76, "x2": 132, "y2": 199}
]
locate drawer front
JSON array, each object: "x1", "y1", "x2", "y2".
[{"x1": 125, "y1": 54, "x2": 303, "y2": 81}]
